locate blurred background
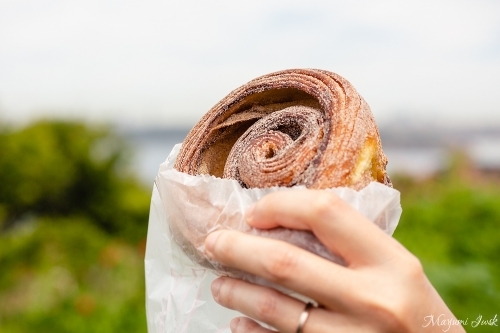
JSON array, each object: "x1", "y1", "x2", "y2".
[{"x1": 1, "y1": 0, "x2": 499, "y2": 332}]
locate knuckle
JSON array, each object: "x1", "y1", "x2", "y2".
[
  {"x1": 310, "y1": 192, "x2": 343, "y2": 220},
  {"x1": 217, "y1": 278, "x2": 238, "y2": 308},
  {"x1": 359, "y1": 294, "x2": 411, "y2": 332},
  {"x1": 383, "y1": 299, "x2": 414, "y2": 332},
  {"x1": 212, "y1": 231, "x2": 238, "y2": 261},
  {"x1": 234, "y1": 319, "x2": 260, "y2": 333},
  {"x1": 255, "y1": 291, "x2": 280, "y2": 323},
  {"x1": 404, "y1": 254, "x2": 425, "y2": 280},
  {"x1": 263, "y1": 245, "x2": 299, "y2": 282},
  {"x1": 390, "y1": 250, "x2": 426, "y2": 282}
]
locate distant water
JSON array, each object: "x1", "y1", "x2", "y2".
[
  {"x1": 125, "y1": 129, "x2": 500, "y2": 184},
  {"x1": 125, "y1": 128, "x2": 500, "y2": 185},
  {"x1": 384, "y1": 147, "x2": 448, "y2": 179},
  {"x1": 125, "y1": 129, "x2": 188, "y2": 185}
]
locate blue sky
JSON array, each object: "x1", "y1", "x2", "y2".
[{"x1": 1, "y1": 0, "x2": 499, "y2": 128}]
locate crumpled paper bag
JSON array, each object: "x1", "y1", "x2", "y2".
[{"x1": 145, "y1": 144, "x2": 402, "y2": 333}]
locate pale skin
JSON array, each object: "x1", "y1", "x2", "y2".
[{"x1": 204, "y1": 190, "x2": 466, "y2": 333}]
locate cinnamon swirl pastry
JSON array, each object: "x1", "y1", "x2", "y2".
[{"x1": 175, "y1": 69, "x2": 391, "y2": 190}]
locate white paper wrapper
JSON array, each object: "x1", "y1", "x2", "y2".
[{"x1": 145, "y1": 144, "x2": 402, "y2": 333}]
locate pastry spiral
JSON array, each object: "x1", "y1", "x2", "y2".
[{"x1": 175, "y1": 69, "x2": 391, "y2": 190}]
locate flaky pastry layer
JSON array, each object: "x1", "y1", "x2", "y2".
[{"x1": 175, "y1": 69, "x2": 391, "y2": 190}]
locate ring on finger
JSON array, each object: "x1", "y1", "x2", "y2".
[{"x1": 296, "y1": 302, "x2": 314, "y2": 333}]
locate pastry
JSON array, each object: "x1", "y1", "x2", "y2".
[{"x1": 175, "y1": 69, "x2": 391, "y2": 190}]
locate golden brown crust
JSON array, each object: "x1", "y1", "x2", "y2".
[{"x1": 174, "y1": 69, "x2": 391, "y2": 190}]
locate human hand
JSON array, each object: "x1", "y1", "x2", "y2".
[{"x1": 204, "y1": 190, "x2": 465, "y2": 333}]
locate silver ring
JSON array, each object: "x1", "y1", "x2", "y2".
[{"x1": 296, "y1": 302, "x2": 314, "y2": 333}]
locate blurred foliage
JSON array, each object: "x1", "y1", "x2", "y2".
[
  {"x1": 0, "y1": 218, "x2": 146, "y2": 333},
  {"x1": 0, "y1": 120, "x2": 150, "y2": 242},
  {"x1": 0, "y1": 120, "x2": 150, "y2": 332},
  {"x1": 0, "y1": 121, "x2": 498, "y2": 332},
  {"x1": 393, "y1": 154, "x2": 500, "y2": 332}
]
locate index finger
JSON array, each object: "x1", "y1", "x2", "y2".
[{"x1": 245, "y1": 190, "x2": 405, "y2": 267}]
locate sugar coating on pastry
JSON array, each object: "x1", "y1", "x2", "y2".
[{"x1": 175, "y1": 69, "x2": 391, "y2": 190}]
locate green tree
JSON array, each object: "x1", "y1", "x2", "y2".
[
  {"x1": 0, "y1": 120, "x2": 150, "y2": 332},
  {"x1": 393, "y1": 158, "x2": 500, "y2": 331},
  {"x1": 0, "y1": 120, "x2": 150, "y2": 242}
]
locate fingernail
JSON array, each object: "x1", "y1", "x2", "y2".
[
  {"x1": 230, "y1": 317, "x2": 240, "y2": 331},
  {"x1": 205, "y1": 231, "x2": 222, "y2": 258},
  {"x1": 211, "y1": 278, "x2": 223, "y2": 303},
  {"x1": 245, "y1": 203, "x2": 256, "y2": 223}
]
